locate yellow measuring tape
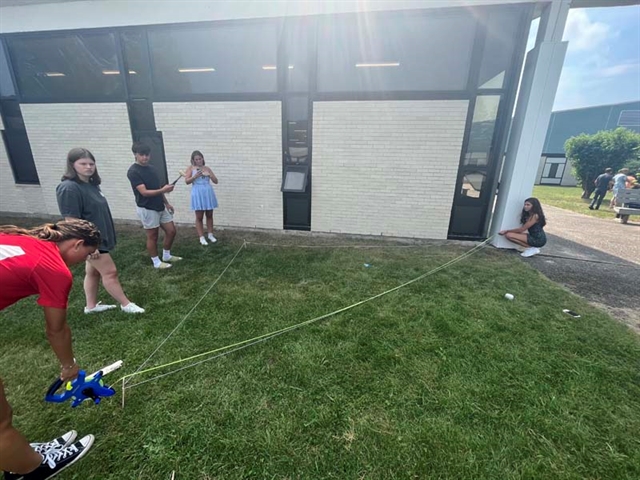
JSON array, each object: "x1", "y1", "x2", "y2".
[{"x1": 117, "y1": 237, "x2": 493, "y2": 388}]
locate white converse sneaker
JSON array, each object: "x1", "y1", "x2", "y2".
[
  {"x1": 121, "y1": 302, "x2": 145, "y2": 314},
  {"x1": 30, "y1": 430, "x2": 77, "y2": 455},
  {"x1": 162, "y1": 255, "x2": 183, "y2": 262},
  {"x1": 521, "y1": 247, "x2": 541, "y2": 258},
  {"x1": 154, "y1": 261, "x2": 172, "y2": 269},
  {"x1": 199, "y1": 237, "x2": 208, "y2": 246},
  {"x1": 24, "y1": 434, "x2": 94, "y2": 480},
  {"x1": 207, "y1": 234, "x2": 217, "y2": 243},
  {"x1": 84, "y1": 302, "x2": 117, "y2": 314}
]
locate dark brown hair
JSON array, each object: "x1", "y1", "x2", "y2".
[
  {"x1": 132, "y1": 142, "x2": 151, "y2": 155},
  {"x1": 0, "y1": 219, "x2": 101, "y2": 247},
  {"x1": 521, "y1": 197, "x2": 546, "y2": 228},
  {"x1": 190, "y1": 150, "x2": 205, "y2": 166},
  {"x1": 62, "y1": 148, "x2": 102, "y2": 185}
]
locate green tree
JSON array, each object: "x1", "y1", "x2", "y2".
[{"x1": 565, "y1": 128, "x2": 640, "y2": 198}]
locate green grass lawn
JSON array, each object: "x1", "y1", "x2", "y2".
[
  {"x1": 1, "y1": 222, "x2": 639, "y2": 479},
  {"x1": 533, "y1": 185, "x2": 618, "y2": 219}
]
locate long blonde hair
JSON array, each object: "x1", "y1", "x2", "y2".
[{"x1": 0, "y1": 219, "x2": 101, "y2": 247}]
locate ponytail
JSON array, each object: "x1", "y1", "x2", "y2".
[{"x1": 0, "y1": 219, "x2": 101, "y2": 247}]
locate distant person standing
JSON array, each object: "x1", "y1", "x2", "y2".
[
  {"x1": 127, "y1": 142, "x2": 182, "y2": 269},
  {"x1": 589, "y1": 167, "x2": 613, "y2": 210},
  {"x1": 610, "y1": 168, "x2": 630, "y2": 208},
  {"x1": 185, "y1": 150, "x2": 219, "y2": 246}
]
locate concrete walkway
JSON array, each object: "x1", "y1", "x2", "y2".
[{"x1": 524, "y1": 205, "x2": 640, "y2": 333}]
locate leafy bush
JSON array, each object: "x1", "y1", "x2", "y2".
[{"x1": 565, "y1": 128, "x2": 640, "y2": 198}]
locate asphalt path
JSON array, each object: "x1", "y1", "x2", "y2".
[{"x1": 523, "y1": 205, "x2": 639, "y2": 333}]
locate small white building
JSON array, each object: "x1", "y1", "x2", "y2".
[{"x1": 0, "y1": 0, "x2": 635, "y2": 243}]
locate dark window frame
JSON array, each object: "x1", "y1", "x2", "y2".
[
  {"x1": 0, "y1": 99, "x2": 40, "y2": 185},
  {"x1": 448, "y1": 3, "x2": 534, "y2": 240}
]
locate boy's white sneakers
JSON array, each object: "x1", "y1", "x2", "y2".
[
  {"x1": 208, "y1": 234, "x2": 217, "y2": 243},
  {"x1": 521, "y1": 247, "x2": 541, "y2": 258}
]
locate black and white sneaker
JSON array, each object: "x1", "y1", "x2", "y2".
[
  {"x1": 23, "y1": 434, "x2": 94, "y2": 480},
  {"x1": 31, "y1": 430, "x2": 78, "y2": 455},
  {"x1": 3, "y1": 431, "x2": 78, "y2": 480}
]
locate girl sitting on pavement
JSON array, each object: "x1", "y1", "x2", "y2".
[{"x1": 499, "y1": 197, "x2": 547, "y2": 258}]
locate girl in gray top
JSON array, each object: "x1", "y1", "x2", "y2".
[{"x1": 56, "y1": 148, "x2": 144, "y2": 314}]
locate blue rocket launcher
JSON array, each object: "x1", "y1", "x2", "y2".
[{"x1": 45, "y1": 360, "x2": 123, "y2": 408}]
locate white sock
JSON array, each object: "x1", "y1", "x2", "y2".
[
  {"x1": 151, "y1": 256, "x2": 161, "y2": 267},
  {"x1": 162, "y1": 249, "x2": 171, "y2": 260},
  {"x1": 200, "y1": 236, "x2": 206, "y2": 241}
]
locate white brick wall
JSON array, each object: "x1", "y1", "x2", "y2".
[
  {"x1": 312, "y1": 100, "x2": 468, "y2": 239},
  {"x1": 20, "y1": 103, "x2": 136, "y2": 220},
  {"x1": 154, "y1": 102, "x2": 282, "y2": 230},
  {"x1": 0, "y1": 123, "x2": 47, "y2": 214}
]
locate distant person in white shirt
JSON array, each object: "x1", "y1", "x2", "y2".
[{"x1": 610, "y1": 168, "x2": 630, "y2": 208}]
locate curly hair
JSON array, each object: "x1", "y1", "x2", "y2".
[{"x1": 0, "y1": 219, "x2": 101, "y2": 247}]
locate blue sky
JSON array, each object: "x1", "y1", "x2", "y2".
[{"x1": 548, "y1": 5, "x2": 640, "y2": 111}]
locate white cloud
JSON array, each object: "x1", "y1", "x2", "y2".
[
  {"x1": 563, "y1": 10, "x2": 610, "y2": 51},
  {"x1": 595, "y1": 62, "x2": 639, "y2": 78}
]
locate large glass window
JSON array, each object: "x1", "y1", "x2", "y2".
[
  {"x1": 464, "y1": 95, "x2": 501, "y2": 167},
  {"x1": 317, "y1": 12, "x2": 476, "y2": 92},
  {"x1": 0, "y1": 41, "x2": 16, "y2": 97},
  {"x1": 7, "y1": 33, "x2": 125, "y2": 101},
  {"x1": 121, "y1": 31, "x2": 153, "y2": 98},
  {"x1": 285, "y1": 96, "x2": 309, "y2": 160},
  {"x1": 477, "y1": 7, "x2": 524, "y2": 89},
  {"x1": 285, "y1": 17, "x2": 314, "y2": 92},
  {"x1": 148, "y1": 22, "x2": 278, "y2": 96}
]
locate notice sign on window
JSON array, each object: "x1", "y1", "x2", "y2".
[{"x1": 283, "y1": 171, "x2": 307, "y2": 192}]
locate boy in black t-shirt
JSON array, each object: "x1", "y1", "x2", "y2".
[
  {"x1": 589, "y1": 167, "x2": 614, "y2": 210},
  {"x1": 127, "y1": 142, "x2": 183, "y2": 269}
]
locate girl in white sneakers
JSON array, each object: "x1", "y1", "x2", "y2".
[
  {"x1": 499, "y1": 197, "x2": 547, "y2": 258},
  {"x1": 185, "y1": 150, "x2": 219, "y2": 246},
  {"x1": 57, "y1": 148, "x2": 144, "y2": 314}
]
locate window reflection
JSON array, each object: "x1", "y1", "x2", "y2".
[
  {"x1": 8, "y1": 33, "x2": 124, "y2": 100},
  {"x1": 461, "y1": 171, "x2": 486, "y2": 198},
  {"x1": 286, "y1": 97, "x2": 309, "y2": 159},
  {"x1": 121, "y1": 31, "x2": 153, "y2": 97},
  {"x1": 317, "y1": 13, "x2": 476, "y2": 92},
  {"x1": 477, "y1": 7, "x2": 522, "y2": 89},
  {"x1": 148, "y1": 22, "x2": 277, "y2": 95},
  {"x1": 0, "y1": 41, "x2": 16, "y2": 96},
  {"x1": 286, "y1": 17, "x2": 313, "y2": 92},
  {"x1": 464, "y1": 95, "x2": 500, "y2": 166}
]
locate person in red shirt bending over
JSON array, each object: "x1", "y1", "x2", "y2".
[{"x1": 0, "y1": 219, "x2": 100, "y2": 480}]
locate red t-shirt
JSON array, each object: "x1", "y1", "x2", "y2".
[{"x1": 0, "y1": 234, "x2": 72, "y2": 310}]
